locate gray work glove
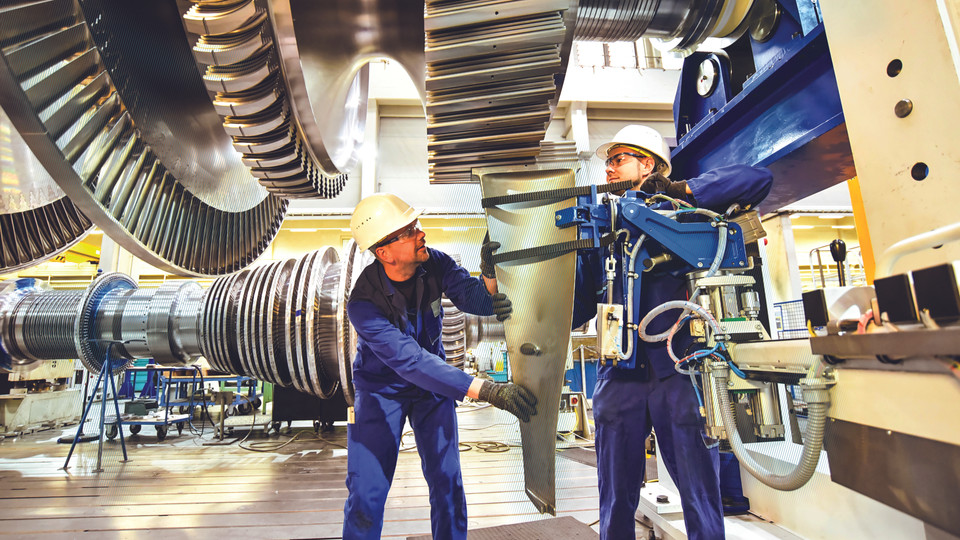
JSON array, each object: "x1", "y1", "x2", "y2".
[
  {"x1": 639, "y1": 172, "x2": 695, "y2": 204},
  {"x1": 478, "y1": 380, "x2": 537, "y2": 422},
  {"x1": 491, "y1": 292, "x2": 512, "y2": 321},
  {"x1": 480, "y1": 232, "x2": 499, "y2": 279}
]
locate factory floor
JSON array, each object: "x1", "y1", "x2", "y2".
[{"x1": 0, "y1": 400, "x2": 650, "y2": 539}]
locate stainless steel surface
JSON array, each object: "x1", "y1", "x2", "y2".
[
  {"x1": 4, "y1": 289, "x2": 83, "y2": 369},
  {"x1": 480, "y1": 165, "x2": 579, "y2": 514},
  {"x1": 748, "y1": 0, "x2": 780, "y2": 43},
  {"x1": 146, "y1": 281, "x2": 205, "y2": 366},
  {"x1": 696, "y1": 58, "x2": 719, "y2": 97},
  {"x1": 465, "y1": 313, "x2": 505, "y2": 349},
  {"x1": 0, "y1": 107, "x2": 66, "y2": 212},
  {"x1": 726, "y1": 339, "x2": 818, "y2": 375},
  {"x1": 576, "y1": 0, "x2": 679, "y2": 41},
  {"x1": 276, "y1": 0, "x2": 425, "y2": 172},
  {"x1": 334, "y1": 239, "x2": 374, "y2": 406},
  {"x1": 575, "y1": 0, "x2": 753, "y2": 49},
  {"x1": 75, "y1": 272, "x2": 138, "y2": 374},
  {"x1": 193, "y1": 248, "x2": 348, "y2": 398},
  {"x1": 824, "y1": 417, "x2": 960, "y2": 537},
  {"x1": 0, "y1": 0, "x2": 287, "y2": 276}
]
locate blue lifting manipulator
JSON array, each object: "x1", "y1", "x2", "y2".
[
  {"x1": 481, "y1": 178, "x2": 750, "y2": 371},
  {"x1": 554, "y1": 180, "x2": 749, "y2": 370}
]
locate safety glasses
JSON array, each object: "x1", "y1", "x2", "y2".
[
  {"x1": 377, "y1": 221, "x2": 421, "y2": 247},
  {"x1": 605, "y1": 151, "x2": 649, "y2": 167}
]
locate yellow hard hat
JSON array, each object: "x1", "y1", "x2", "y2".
[
  {"x1": 350, "y1": 193, "x2": 423, "y2": 251},
  {"x1": 595, "y1": 125, "x2": 672, "y2": 176}
]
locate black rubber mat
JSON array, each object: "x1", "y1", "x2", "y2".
[
  {"x1": 559, "y1": 446, "x2": 659, "y2": 480},
  {"x1": 407, "y1": 516, "x2": 599, "y2": 539}
]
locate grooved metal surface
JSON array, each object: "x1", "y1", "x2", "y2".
[
  {"x1": 181, "y1": 0, "x2": 352, "y2": 199},
  {"x1": 424, "y1": 0, "x2": 578, "y2": 184},
  {"x1": 0, "y1": 0, "x2": 287, "y2": 276},
  {"x1": 194, "y1": 248, "x2": 344, "y2": 399},
  {"x1": 0, "y1": 104, "x2": 93, "y2": 273},
  {"x1": 10, "y1": 291, "x2": 84, "y2": 361}
]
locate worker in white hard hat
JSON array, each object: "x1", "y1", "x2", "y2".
[
  {"x1": 343, "y1": 192, "x2": 537, "y2": 540},
  {"x1": 573, "y1": 125, "x2": 773, "y2": 540},
  {"x1": 596, "y1": 124, "x2": 688, "y2": 198}
]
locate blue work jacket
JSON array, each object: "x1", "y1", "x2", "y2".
[
  {"x1": 573, "y1": 165, "x2": 773, "y2": 382},
  {"x1": 347, "y1": 247, "x2": 495, "y2": 399}
]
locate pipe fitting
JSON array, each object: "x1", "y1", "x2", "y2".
[{"x1": 800, "y1": 377, "x2": 832, "y2": 404}]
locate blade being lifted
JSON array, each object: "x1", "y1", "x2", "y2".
[{"x1": 479, "y1": 166, "x2": 577, "y2": 515}]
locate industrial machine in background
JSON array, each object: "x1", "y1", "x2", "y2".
[
  {"x1": 1, "y1": 0, "x2": 959, "y2": 538},
  {"x1": 0, "y1": 240, "x2": 508, "y2": 438},
  {"x1": 642, "y1": 0, "x2": 960, "y2": 538},
  {"x1": 0, "y1": 357, "x2": 80, "y2": 436}
]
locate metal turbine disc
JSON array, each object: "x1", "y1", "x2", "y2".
[
  {"x1": 0, "y1": 0, "x2": 287, "y2": 276},
  {"x1": 181, "y1": 0, "x2": 353, "y2": 198},
  {"x1": 269, "y1": 258, "x2": 297, "y2": 386},
  {"x1": 311, "y1": 247, "x2": 341, "y2": 399},
  {"x1": 74, "y1": 272, "x2": 137, "y2": 375},
  {"x1": 0, "y1": 279, "x2": 47, "y2": 371},
  {"x1": 0, "y1": 107, "x2": 94, "y2": 273},
  {"x1": 335, "y1": 240, "x2": 375, "y2": 406}
]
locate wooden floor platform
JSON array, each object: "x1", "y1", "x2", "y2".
[{"x1": 0, "y1": 402, "x2": 605, "y2": 539}]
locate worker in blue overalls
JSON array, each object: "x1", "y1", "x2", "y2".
[
  {"x1": 344, "y1": 192, "x2": 538, "y2": 540},
  {"x1": 573, "y1": 125, "x2": 773, "y2": 540}
]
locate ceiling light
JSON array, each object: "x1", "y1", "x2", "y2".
[
  {"x1": 817, "y1": 214, "x2": 849, "y2": 219},
  {"x1": 289, "y1": 228, "x2": 319, "y2": 233},
  {"x1": 791, "y1": 225, "x2": 815, "y2": 229},
  {"x1": 831, "y1": 225, "x2": 855, "y2": 229}
]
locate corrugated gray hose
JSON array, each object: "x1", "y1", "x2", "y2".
[{"x1": 712, "y1": 363, "x2": 831, "y2": 491}]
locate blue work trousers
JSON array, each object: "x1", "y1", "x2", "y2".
[
  {"x1": 343, "y1": 388, "x2": 467, "y2": 540},
  {"x1": 594, "y1": 374, "x2": 723, "y2": 540}
]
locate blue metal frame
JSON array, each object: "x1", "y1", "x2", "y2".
[
  {"x1": 557, "y1": 191, "x2": 745, "y2": 369},
  {"x1": 557, "y1": 191, "x2": 747, "y2": 270},
  {"x1": 670, "y1": 1, "x2": 854, "y2": 211}
]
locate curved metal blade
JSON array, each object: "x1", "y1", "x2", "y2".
[{"x1": 479, "y1": 165, "x2": 577, "y2": 515}]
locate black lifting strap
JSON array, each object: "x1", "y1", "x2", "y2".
[
  {"x1": 480, "y1": 180, "x2": 635, "y2": 209},
  {"x1": 492, "y1": 233, "x2": 617, "y2": 264},
  {"x1": 483, "y1": 179, "x2": 632, "y2": 264}
]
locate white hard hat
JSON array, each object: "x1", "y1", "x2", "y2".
[
  {"x1": 596, "y1": 125, "x2": 672, "y2": 176},
  {"x1": 350, "y1": 193, "x2": 423, "y2": 251}
]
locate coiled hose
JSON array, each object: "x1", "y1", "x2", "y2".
[
  {"x1": 640, "y1": 213, "x2": 727, "y2": 343},
  {"x1": 712, "y1": 361, "x2": 831, "y2": 490}
]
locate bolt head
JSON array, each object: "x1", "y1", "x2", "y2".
[{"x1": 894, "y1": 99, "x2": 913, "y2": 118}]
